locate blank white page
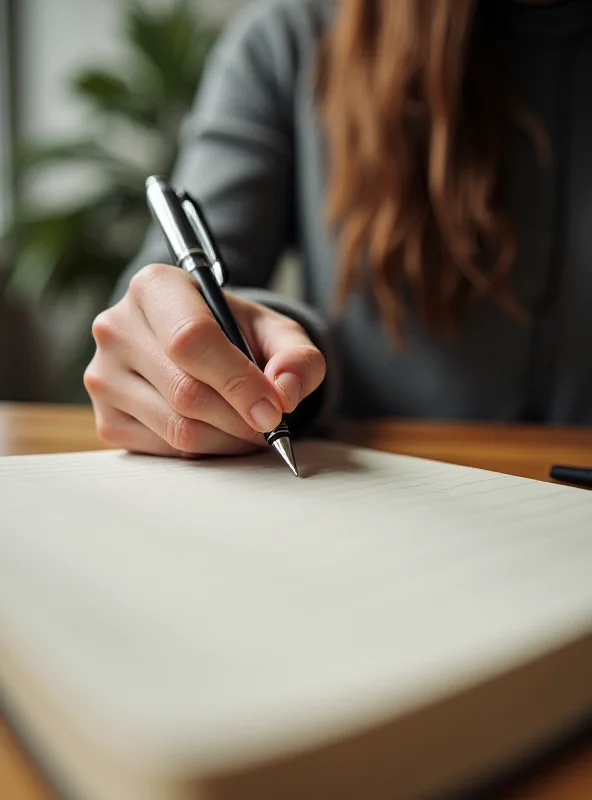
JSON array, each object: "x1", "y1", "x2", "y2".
[{"x1": 0, "y1": 442, "x2": 591, "y2": 779}]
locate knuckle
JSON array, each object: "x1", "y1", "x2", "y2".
[
  {"x1": 221, "y1": 370, "x2": 251, "y2": 400},
  {"x1": 165, "y1": 411, "x2": 195, "y2": 452},
  {"x1": 96, "y1": 419, "x2": 122, "y2": 446},
  {"x1": 166, "y1": 317, "x2": 218, "y2": 364},
  {"x1": 169, "y1": 372, "x2": 204, "y2": 416},
  {"x1": 129, "y1": 263, "x2": 169, "y2": 302},
  {"x1": 91, "y1": 311, "x2": 118, "y2": 348},
  {"x1": 83, "y1": 365, "x2": 108, "y2": 397}
]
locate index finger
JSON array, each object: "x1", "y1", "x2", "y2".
[{"x1": 129, "y1": 264, "x2": 283, "y2": 433}]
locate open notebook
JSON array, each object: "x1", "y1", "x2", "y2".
[{"x1": 0, "y1": 441, "x2": 590, "y2": 800}]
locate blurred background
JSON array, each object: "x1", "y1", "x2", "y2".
[{"x1": 0, "y1": 0, "x2": 298, "y2": 404}]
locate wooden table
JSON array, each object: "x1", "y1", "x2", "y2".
[{"x1": 0, "y1": 403, "x2": 590, "y2": 800}]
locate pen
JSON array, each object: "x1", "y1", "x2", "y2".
[
  {"x1": 549, "y1": 465, "x2": 592, "y2": 489},
  {"x1": 145, "y1": 175, "x2": 298, "y2": 476}
]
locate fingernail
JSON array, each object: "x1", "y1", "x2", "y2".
[
  {"x1": 249, "y1": 399, "x2": 281, "y2": 432},
  {"x1": 275, "y1": 373, "x2": 302, "y2": 410}
]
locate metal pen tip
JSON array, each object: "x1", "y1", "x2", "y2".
[{"x1": 272, "y1": 436, "x2": 299, "y2": 477}]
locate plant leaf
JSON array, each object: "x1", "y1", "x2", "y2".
[
  {"x1": 14, "y1": 139, "x2": 119, "y2": 174},
  {"x1": 127, "y1": 0, "x2": 217, "y2": 103},
  {"x1": 6, "y1": 215, "x2": 76, "y2": 303},
  {"x1": 5, "y1": 1, "x2": 219, "y2": 309},
  {"x1": 73, "y1": 69, "x2": 157, "y2": 126}
]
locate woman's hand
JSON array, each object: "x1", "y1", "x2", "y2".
[{"x1": 84, "y1": 263, "x2": 326, "y2": 457}]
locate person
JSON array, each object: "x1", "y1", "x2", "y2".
[{"x1": 84, "y1": 0, "x2": 592, "y2": 459}]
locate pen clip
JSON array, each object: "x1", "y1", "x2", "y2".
[{"x1": 177, "y1": 190, "x2": 228, "y2": 288}]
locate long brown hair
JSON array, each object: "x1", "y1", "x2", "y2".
[{"x1": 318, "y1": 0, "x2": 540, "y2": 341}]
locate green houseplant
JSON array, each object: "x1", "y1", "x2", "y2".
[{"x1": 1, "y1": 0, "x2": 219, "y2": 396}]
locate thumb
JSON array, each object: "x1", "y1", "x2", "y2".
[{"x1": 253, "y1": 308, "x2": 326, "y2": 414}]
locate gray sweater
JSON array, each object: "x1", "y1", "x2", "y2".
[{"x1": 115, "y1": 0, "x2": 592, "y2": 428}]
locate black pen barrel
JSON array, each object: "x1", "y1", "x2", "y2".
[
  {"x1": 185, "y1": 263, "x2": 254, "y2": 361},
  {"x1": 549, "y1": 465, "x2": 592, "y2": 488}
]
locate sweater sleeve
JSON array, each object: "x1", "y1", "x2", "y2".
[{"x1": 111, "y1": 0, "x2": 338, "y2": 434}]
